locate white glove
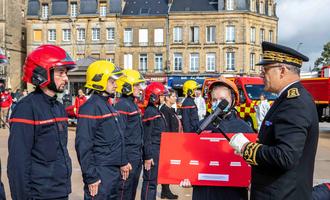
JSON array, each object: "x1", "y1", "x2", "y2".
[{"x1": 229, "y1": 133, "x2": 250, "y2": 154}]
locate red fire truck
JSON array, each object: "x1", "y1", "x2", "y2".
[{"x1": 301, "y1": 65, "x2": 330, "y2": 122}]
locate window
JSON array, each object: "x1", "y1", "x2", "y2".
[
  {"x1": 260, "y1": 28, "x2": 265, "y2": 44},
  {"x1": 226, "y1": 26, "x2": 235, "y2": 43},
  {"x1": 190, "y1": 53, "x2": 199, "y2": 72},
  {"x1": 250, "y1": 0, "x2": 256, "y2": 12},
  {"x1": 62, "y1": 29, "x2": 71, "y2": 41},
  {"x1": 173, "y1": 53, "x2": 183, "y2": 71},
  {"x1": 139, "y1": 54, "x2": 148, "y2": 72},
  {"x1": 124, "y1": 28, "x2": 133, "y2": 46},
  {"x1": 226, "y1": 0, "x2": 234, "y2": 10},
  {"x1": 260, "y1": 1, "x2": 264, "y2": 14},
  {"x1": 226, "y1": 52, "x2": 235, "y2": 70},
  {"x1": 139, "y1": 29, "x2": 148, "y2": 46},
  {"x1": 92, "y1": 28, "x2": 100, "y2": 41},
  {"x1": 190, "y1": 26, "x2": 199, "y2": 43},
  {"x1": 173, "y1": 27, "x2": 182, "y2": 43},
  {"x1": 77, "y1": 28, "x2": 85, "y2": 41},
  {"x1": 70, "y1": 2, "x2": 78, "y2": 17},
  {"x1": 268, "y1": 4, "x2": 273, "y2": 16},
  {"x1": 48, "y1": 29, "x2": 56, "y2": 41},
  {"x1": 206, "y1": 26, "x2": 216, "y2": 43},
  {"x1": 154, "y1": 28, "x2": 163, "y2": 45},
  {"x1": 269, "y1": 30, "x2": 273, "y2": 42},
  {"x1": 124, "y1": 54, "x2": 132, "y2": 69},
  {"x1": 250, "y1": 27, "x2": 256, "y2": 43},
  {"x1": 33, "y1": 29, "x2": 42, "y2": 42},
  {"x1": 250, "y1": 53, "x2": 255, "y2": 70},
  {"x1": 206, "y1": 53, "x2": 216, "y2": 72},
  {"x1": 41, "y1": 4, "x2": 49, "y2": 19},
  {"x1": 155, "y1": 54, "x2": 163, "y2": 72},
  {"x1": 100, "y1": 3, "x2": 107, "y2": 17},
  {"x1": 107, "y1": 27, "x2": 115, "y2": 41}
]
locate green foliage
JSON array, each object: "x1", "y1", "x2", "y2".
[{"x1": 314, "y1": 42, "x2": 330, "y2": 68}]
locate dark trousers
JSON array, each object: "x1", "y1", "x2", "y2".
[
  {"x1": 84, "y1": 166, "x2": 120, "y2": 200},
  {"x1": 141, "y1": 148, "x2": 160, "y2": 200},
  {"x1": 118, "y1": 159, "x2": 142, "y2": 200},
  {"x1": 0, "y1": 182, "x2": 5, "y2": 200},
  {"x1": 192, "y1": 186, "x2": 248, "y2": 200}
]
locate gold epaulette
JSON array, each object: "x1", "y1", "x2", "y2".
[{"x1": 243, "y1": 142, "x2": 262, "y2": 166}]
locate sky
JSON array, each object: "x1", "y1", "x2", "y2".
[{"x1": 276, "y1": 0, "x2": 330, "y2": 71}]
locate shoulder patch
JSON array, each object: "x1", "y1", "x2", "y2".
[{"x1": 287, "y1": 88, "x2": 300, "y2": 99}]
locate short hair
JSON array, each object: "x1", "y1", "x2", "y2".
[
  {"x1": 284, "y1": 64, "x2": 300, "y2": 75},
  {"x1": 165, "y1": 89, "x2": 177, "y2": 101}
]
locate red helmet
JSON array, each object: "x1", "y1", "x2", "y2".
[
  {"x1": 144, "y1": 82, "x2": 167, "y2": 104},
  {"x1": 23, "y1": 45, "x2": 76, "y2": 87}
]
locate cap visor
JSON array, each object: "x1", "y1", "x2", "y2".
[{"x1": 256, "y1": 60, "x2": 276, "y2": 66}]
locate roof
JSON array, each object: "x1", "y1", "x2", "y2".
[
  {"x1": 170, "y1": 0, "x2": 249, "y2": 12},
  {"x1": 52, "y1": 0, "x2": 68, "y2": 16},
  {"x1": 73, "y1": 56, "x2": 98, "y2": 71},
  {"x1": 80, "y1": 0, "x2": 98, "y2": 15},
  {"x1": 123, "y1": 0, "x2": 168, "y2": 16},
  {"x1": 109, "y1": 0, "x2": 122, "y2": 13},
  {"x1": 27, "y1": 0, "x2": 39, "y2": 16}
]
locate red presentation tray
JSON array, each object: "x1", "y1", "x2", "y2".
[{"x1": 158, "y1": 132, "x2": 257, "y2": 187}]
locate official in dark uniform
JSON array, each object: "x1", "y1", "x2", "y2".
[
  {"x1": 141, "y1": 82, "x2": 167, "y2": 200},
  {"x1": 181, "y1": 80, "x2": 200, "y2": 133},
  {"x1": 8, "y1": 45, "x2": 75, "y2": 200},
  {"x1": 75, "y1": 61, "x2": 128, "y2": 200},
  {"x1": 0, "y1": 159, "x2": 5, "y2": 200},
  {"x1": 115, "y1": 69, "x2": 145, "y2": 200},
  {"x1": 230, "y1": 42, "x2": 319, "y2": 200}
]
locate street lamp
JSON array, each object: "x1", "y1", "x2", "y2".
[{"x1": 296, "y1": 42, "x2": 303, "y2": 51}]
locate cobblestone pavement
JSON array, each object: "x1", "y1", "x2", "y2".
[{"x1": 1, "y1": 123, "x2": 330, "y2": 199}]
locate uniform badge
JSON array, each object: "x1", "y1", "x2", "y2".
[
  {"x1": 287, "y1": 88, "x2": 300, "y2": 98},
  {"x1": 265, "y1": 120, "x2": 272, "y2": 126}
]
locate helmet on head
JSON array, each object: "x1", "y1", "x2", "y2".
[
  {"x1": 144, "y1": 82, "x2": 167, "y2": 104},
  {"x1": 85, "y1": 60, "x2": 123, "y2": 92},
  {"x1": 116, "y1": 69, "x2": 145, "y2": 95},
  {"x1": 208, "y1": 76, "x2": 239, "y2": 106},
  {"x1": 23, "y1": 45, "x2": 76, "y2": 88},
  {"x1": 183, "y1": 80, "x2": 199, "y2": 97}
]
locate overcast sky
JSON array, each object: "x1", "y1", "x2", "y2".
[{"x1": 276, "y1": 0, "x2": 330, "y2": 71}]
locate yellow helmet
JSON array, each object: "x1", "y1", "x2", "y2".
[
  {"x1": 116, "y1": 69, "x2": 145, "y2": 95},
  {"x1": 183, "y1": 80, "x2": 199, "y2": 97},
  {"x1": 85, "y1": 60, "x2": 123, "y2": 91}
]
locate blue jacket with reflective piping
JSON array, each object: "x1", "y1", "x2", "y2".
[
  {"x1": 142, "y1": 104, "x2": 166, "y2": 160},
  {"x1": 8, "y1": 89, "x2": 72, "y2": 200},
  {"x1": 115, "y1": 95, "x2": 144, "y2": 162},
  {"x1": 75, "y1": 93, "x2": 127, "y2": 185},
  {"x1": 181, "y1": 96, "x2": 199, "y2": 133}
]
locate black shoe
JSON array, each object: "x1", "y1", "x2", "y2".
[{"x1": 161, "y1": 191, "x2": 178, "y2": 199}]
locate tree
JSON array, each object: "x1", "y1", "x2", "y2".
[{"x1": 314, "y1": 42, "x2": 330, "y2": 68}]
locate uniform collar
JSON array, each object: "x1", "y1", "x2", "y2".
[
  {"x1": 36, "y1": 87, "x2": 58, "y2": 104},
  {"x1": 278, "y1": 80, "x2": 299, "y2": 96}
]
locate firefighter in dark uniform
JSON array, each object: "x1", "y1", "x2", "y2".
[
  {"x1": 141, "y1": 82, "x2": 167, "y2": 200},
  {"x1": 0, "y1": 159, "x2": 5, "y2": 200},
  {"x1": 115, "y1": 69, "x2": 145, "y2": 200},
  {"x1": 181, "y1": 76, "x2": 254, "y2": 200},
  {"x1": 230, "y1": 42, "x2": 319, "y2": 200},
  {"x1": 75, "y1": 61, "x2": 129, "y2": 200},
  {"x1": 181, "y1": 80, "x2": 200, "y2": 133},
  {"x1": 312, "y1": 183, "x2": 330, "y2": 200},
  {"x1": 8, "y1": 45, "x2": 75, "y2": 200}
]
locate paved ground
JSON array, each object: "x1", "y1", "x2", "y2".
[{"x1": 1, "y1": 123, "x2": 330, "y2": 200}]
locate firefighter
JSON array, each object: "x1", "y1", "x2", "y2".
[
  {"x1": 229, "y1": 42, "x2": 319, "y2": 199},
  {"x1": 181, "y1": 80, "x2": 200, "y2": 133},
  {"x1": 75, "y1": 61, "x2": 129, "y2": 200},
  {"x1": 141, "y1": 82, "x2": 167, "y2": 200},
  {"x1": 0, "y1": 159, "x2": 5, "y2": 200},
  {"x1": 8, "y1": 45, "x2": 75, "y2": 200},
  {"x1": 180, "y1": 76, "x2": 254, "y2": 200},
  {"x1": 114, "y1": 69, "x2": 145, "y2": 200}
]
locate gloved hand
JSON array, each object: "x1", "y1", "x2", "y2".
[{"x1": 229, "y1": 133, "x2": 250, "y2": 155}]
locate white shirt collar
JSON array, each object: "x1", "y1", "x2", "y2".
[{"x1": 278, "y1": 80, "x2": 299, "y2": 97}]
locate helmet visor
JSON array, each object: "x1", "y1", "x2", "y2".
[{"x1": 110, "y1": 65, "x2": 123, "y2": 80}]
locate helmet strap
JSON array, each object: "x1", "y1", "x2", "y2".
[{"x1": 47, "y1": 69, "x2": 62, "y2": 93}]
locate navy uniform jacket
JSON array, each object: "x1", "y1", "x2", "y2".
[
  {"x1": 8, "y1": 89, "x2": 72, "y2": 200},
  {"x1": 193, "y1": 111, "x2": 254, "y2": 200},
  {"x1": 142, "y1": 104, "x2": 166, "y2": 160},
  {"x1": 312, "y1": 183, "x2": 330, "y2": 200},
  {"x1": 242, "y1": 82, "x2": 319, "y2": 200},
  {"x1": 75, "y1": 93, "x2": 127, "y2": 185},
  {"x1": 181, "y1": 96, "x2": 199, "y2": 133},
  {"x1": 160, "y1": 104, "x2": 180, "y2": 132},
  {"x1": 115, "y1": 95, "x2": 144, "y2": 161},
  {"x1": 0, "y1": 159, "x2": 5, "y2": 200}
]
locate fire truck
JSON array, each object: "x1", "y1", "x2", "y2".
[
  {"x1": 202, "y1": 76, "x2": 277, "y2": 131},
  {"x1": 301, "y1": 65, "x2": 330, "y2": 122}
]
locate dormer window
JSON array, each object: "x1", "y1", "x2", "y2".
[
  {"x1": 250, "y1": 0, "x2": 256, "y2": 12},
  {"x1": 259, "y1": 1, "x2": 265, "y2": 14},
  {"x1": 99, "y1": 3, "x2": 107, "y2": 17},
  {"x1": 268, "y1": 4, "x2": 273, "y2": 16},
  {"x1": 70, "y1": 2, "x2": 78, "y2": 18},
  {"x1": 226, "y1": 0, "x2": 234, "y2": 11},
  {"x1": 41, "y1": 4, "x2": 49, "y2": 19}
]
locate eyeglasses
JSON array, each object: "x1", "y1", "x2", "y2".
[{"x1": 261, "y1": 64, "x2": 282, "y2": 72}]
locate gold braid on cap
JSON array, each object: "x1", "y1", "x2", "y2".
[
  {"x1": 243, "y1": 142, "x2": 262, "y2": 166},
  {"x1": 263, "y1": 51, "x2": 303, "y2": 66}
]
